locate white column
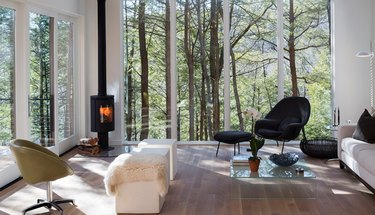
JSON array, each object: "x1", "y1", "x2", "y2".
[
  {"x1": 277, "y1": 0, "x2": 285, "y2": 101},
  {"x1": 15, "y1": 2, "x2": 30, "y2": 139},
  {"x1": 106, "y1": 0, "x2": 124, "y2": 145},
  {"x1": 223, "y1": 0, "x2": 231, "y2": 130},
  {"x1": 170, "y1": 0, "x2": 177, "y2": 139}
]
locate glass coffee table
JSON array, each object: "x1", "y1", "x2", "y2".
[
  {"x1": 230, "y1": 159, "x2": 316, "y2": 199},
  {"x1": 230, "y1": 158, "x2": 315, "y2": 178}
]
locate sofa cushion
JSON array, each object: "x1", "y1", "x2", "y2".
[
  {"x1": 352, "y1": 109, "x2": 375, "y2": 143},
  {"x1": 341, "y1": 137, "x2": 375, "y2": 160}
]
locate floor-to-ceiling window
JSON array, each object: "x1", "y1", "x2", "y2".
[
  {"x1": 0, "y1": 5, "x2": 15, "y2": 171},
  {"x1": 123, "y1": 0, "x2": 331, "y2": 141},
  {"x1": 29, "y1": 12, "x2": 55, "y2": 146},
  {"x1": 175, "y1": 0, "x2": 224, "y2": 141},
  {"x1": 57, "y1": 19, "x2": 74, "y2": 140},
  {"x1": 229, "y1": 0, "x2": 278, "y2": 133},
  {"x1": 282, "y1": 0, "x2": 331, "y2": 138},
  {"x1": 123, "y1": 0, "x2": 168, "y2": 140}
]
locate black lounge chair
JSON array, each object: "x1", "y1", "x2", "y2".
[{"x1": 254, "y1": 96, "x2": 311, "y2": 154}]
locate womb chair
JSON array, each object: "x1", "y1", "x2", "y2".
[
  {"x1": 254, "y1": 96, "x2": 311, "y2": 154},
  {"x1": 9, "y1": 139, "x2": 75, "y2": 215}
]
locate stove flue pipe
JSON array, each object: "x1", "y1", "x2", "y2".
[{"x1": 97, "y1": 0, "x2": 107, "y2": 96}]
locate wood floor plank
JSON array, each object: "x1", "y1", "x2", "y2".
[{"x1": 0, "y1": 144, "x2": 374, "y2": 215}]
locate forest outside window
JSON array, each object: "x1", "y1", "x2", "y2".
[
  {"x1": 29, "y1": 12, "x2": 55, "y2": 146},
  {"x1": 123, "y1": 0, "x2": 331, "y2": 141},
  {"x1": 57, "y1": 20, "x2": 75, "y2": 140},
  {"x1": 0, "y1": 6, "x2": 15, "y2": 162}
]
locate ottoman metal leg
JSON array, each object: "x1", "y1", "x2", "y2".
[{"x1": 216, "y1": 142, "x2": 221, "y2": 157}]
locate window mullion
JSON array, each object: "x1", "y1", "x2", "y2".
[
  {"x1": 277, "y1": 0, "x2": 285, "y2": 101},
  {"x1": 223, "y1": 0, "x2": 230, "y2": 130},
  {"x1": 170, "y1": 0, "x2": 177, "y2": 139}
]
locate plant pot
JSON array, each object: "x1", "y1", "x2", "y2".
[{"x1": 249, "y1": 159, "x2": 260, "y2": 172}]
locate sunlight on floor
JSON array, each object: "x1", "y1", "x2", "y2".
[{"x1": 331, "y1": 188, "x2": 353, "y2": 195}]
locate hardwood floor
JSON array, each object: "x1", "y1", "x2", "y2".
[{"x1": 0, "y1": 144, "x2": 374, "y2": 215}]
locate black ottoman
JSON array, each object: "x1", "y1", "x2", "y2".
[{"x1": 214, "y1": 131, "x2": 252, "y2": 156}]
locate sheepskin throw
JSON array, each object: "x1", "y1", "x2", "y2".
[{"x1": 104, "y1": 153, "x2": 168, "y2": 197}]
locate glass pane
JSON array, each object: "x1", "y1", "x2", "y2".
[
  {"x1": 29, "y1": 12, "x2": 54, "y2": 146},
  {"x1": 123, "y1": 0, "x2": 168, "y2": 140},
  {"x1": 176, "y1": 0, "x2": 224, "y2": 141},
  {"x1": 57, "y1": 20, "x2": 74, "y2": 140},
  {"x1": 230, "y1": 0, "x2": 278, "y2": 132},
  {"x1": 0, "y1": 6, "x2": 15, "y2": 168},
  {"x1": 283, "y1": 0, "x2": 331, "y2": 138}
]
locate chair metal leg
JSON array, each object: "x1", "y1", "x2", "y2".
[
  {"x1": 22, "y1": 201, "x2": 62, "y2": 215},
  {"x1": 22, "y1": 181, "x2": 75, "y2": 214},
  {"x1": 53, "y1": 199, "x2": 75, "y2": 206},
  {"x1": 216, "y1": 142, "x2": 221, "y2": 157},
  {"x1": 276, "y1": 141, "x2": 279, "y2": 147},
  {"x1": 47, "y1": 182, "x2": 53, "y2": 202},
  {"x1": 281, "y1": 141, "x2": 285, "y2": 154},
  {"x1": 50, "y1": 202, "x2": 63, "y2": 212}
]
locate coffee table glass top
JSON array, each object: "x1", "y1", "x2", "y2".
[{"x1": 230, "y1": 158, "x2": 315, "y2": 178}]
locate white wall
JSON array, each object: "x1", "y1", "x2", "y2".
[
  {"x1": 1, "y1": 0, "x2": 82, "y2": 16},
  {"x1": 84, "y1": 0, "x2": 124, "y2": 145},
  {"x1": 333, "y1": 0, "x2": 374, "y2": 124},
  {"x1": 28, "y1": 0, "x2": 81, "y2": 15}
]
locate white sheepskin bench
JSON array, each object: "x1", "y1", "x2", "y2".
[{"x1": 104, "y1": 153, "x2": 168, "y2": 214}]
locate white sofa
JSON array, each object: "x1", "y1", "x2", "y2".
[{"x1": 337, "y1": 124, "x2": 375, "y2": 192}]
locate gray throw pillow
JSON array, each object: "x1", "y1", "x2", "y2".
[{"x1": 352, "y1": 109, "x2": 375, "y2": 143}]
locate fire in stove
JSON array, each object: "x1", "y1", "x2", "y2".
[{"x1": 99, "y1": 105, "x2": 113, "y2": 123}]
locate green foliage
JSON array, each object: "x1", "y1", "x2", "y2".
[{"x1": 249, "y1": 137, "x2": 265, "y2": 160}]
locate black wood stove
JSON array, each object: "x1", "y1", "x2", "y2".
[{"x1": 90, "y1": 0, "x2": 114, "y2": 150}]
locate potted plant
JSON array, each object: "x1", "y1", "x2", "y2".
[
  {"x1": 248, "y1": 136, "x2": 265, "y2": 172},
  {"x1": 242, "y1": 107, "x2": 264, "y2": 172}
]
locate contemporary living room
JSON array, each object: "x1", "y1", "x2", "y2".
[{"x1": 1, "y1": 0, "x2": 375, "y2": 214}]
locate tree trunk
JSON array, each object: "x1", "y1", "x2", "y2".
[
  {"x1": 165, "y1": 0, "x2": 171, "y2": 138},
  {"x1": 126, "y1": 39, "x2": 135, "y2": 140},
  {"x1": 139, "y1": 0, "x2": 149, "y2": 140},
  {"x1": 197, "y1": 0, "x2": 210, "y2": 140},
  {"x1": 210, "y1": 0, "x2": 220, "y2": 134},
  {"x1": 288, "y1": 0, "x2": 298, "y2": 96},
  {"x1": 230, "y1": 48, "x2": 243, "y2": 131},
  {"x1": 184, "y1": 0, "x2": 195, "y2": 140}
]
